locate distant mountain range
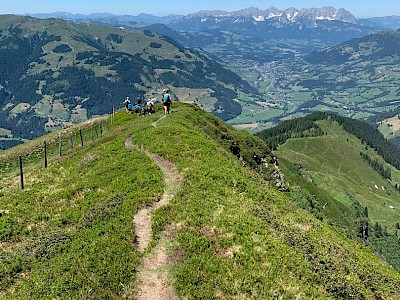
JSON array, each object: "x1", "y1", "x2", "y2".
[
  {"x1": 26, "y1": 7, "x2": 394, "y2": 49},
  {"x1": 168, "y1": 7, "x2": 379, "y2": 46},
  {"x1": 26, "y1": 12, "x2": 183, "y2": 25},
  {"x1": 361, "y1": 16, "x2": 400, "y2": 30},
  {"x1": 26, "y1": 8, "x2": 400, "y2": 35},
  {"x1": 172, "y1": 6, "x2": 357, "y2": 28}
]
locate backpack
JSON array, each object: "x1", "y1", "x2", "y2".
[
  {"x1": 163, "y1": 93, "x2": 171, "y2": 104},
  {"x1": 127, "y1": 103, "x2": 133, "y2": 110}
]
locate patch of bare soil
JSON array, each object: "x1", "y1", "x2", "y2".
[{"x1": 134, "y1": 241, "x2": 176, "y2": 300}]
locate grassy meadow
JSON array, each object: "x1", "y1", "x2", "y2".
[{"x1": 1, "y1": 103, "x2": 400, "y2": 298}]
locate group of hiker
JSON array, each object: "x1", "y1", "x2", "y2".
[{"x1": 124, "y1": 88, "x2": 172, "y2": 116}]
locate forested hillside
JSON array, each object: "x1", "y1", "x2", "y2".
[
  {"x1": 0, "y1": 15, "x2": 252, "y2": 149},
  {"x1": 1, "y1": 104, "x2": 400, "y2": 299},
  {"x1": 305, "y1": 30, "x2": 400, "y2": 65},
  {"x1": 257, "y1": 112, "x2": 400, "y2": 170}
]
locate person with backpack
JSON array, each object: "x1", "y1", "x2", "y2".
[
  {"x1": 134, "y1": 103, "x2": 140, "y2": 115},
  {"x1": 124, "y1": 97, "x2": 132, "y2": 113},
  {"x1": 146, "y1": 99, "x2": 155, "y2": 115},
  {"x1": 127, "y1": 102, "x2": 134, "y2": 113},
  {"x1": 162, "y1": 88, "x2": 172, "y2": 115},
  {"x1": 137, "y1": 95, "x2": 142, "y2": 106}
]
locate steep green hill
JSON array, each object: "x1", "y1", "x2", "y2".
[
  {"x1": 0, "y1": 15, "x2": 252, "y2": 148},
  {"x1": 257, "y1": 113, "x2": 400, "y2": 271},
  {"x1": 305, "y1": 30, "x2": 400, "y2": 65},
  {"x1": 1, "y1": 104, "x2": 400, "y2": 299}
]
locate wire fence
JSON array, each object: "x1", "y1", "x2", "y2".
[{"x1": 0, "y1": 115, "x2": 113, "y2": 190}]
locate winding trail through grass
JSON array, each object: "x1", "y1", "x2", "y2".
[{"x1": 125, "y1": 136, "x2": 181, "y2": 300}]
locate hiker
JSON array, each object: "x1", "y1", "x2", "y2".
[
  {"x1": 134, "y1": 103, "x2": 140, "y2": 115},
  {"x1": 124, "y1": 97, "x2": 131, "y2": 113},
  {"x1": 137, "y1": 95, "x2": 142, "y2": 106},
  {"x1": 141, "y1": 103, "x2": 146, "y2": 116},
  {"x1": 127, "y1": 102, "x2": 134, "y2": 113},
  {"x1": 162, "y1": 88, "x2": 172, "y2": 115},
  {"x1": 146, "y1": 99, "x2": 155, "y2": 115}
]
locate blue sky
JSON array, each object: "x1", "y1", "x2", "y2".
[{"x1": 1, "y1": 0, "x2": 399, "y2": 18}]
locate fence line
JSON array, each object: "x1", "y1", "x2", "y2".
[
  {"x1": 1, "y1": 117, "x2": 112, "y2": 190},
  {"x1": 19, "y1": 155, "x2": 24, "y2": 190},
  {"x1": 44, "y1": 141, "x2": 48, "y2": 168}
]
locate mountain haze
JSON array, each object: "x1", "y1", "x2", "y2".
[
  {"x1": 27, "y1": 7, "x2": 382, "y2": 55},
  {"x1": 362, "y1": 16, "x2": 400, "y2": 30},
  {"x1": 27, "y1": 12, "x2": 183, "y2": 25}
]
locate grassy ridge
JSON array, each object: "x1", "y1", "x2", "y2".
[
  {"x1": 1, "y1": 104, "x2": 400, "y2": 298},
  {"x1": 130, "y1": 104, "x2": 400, "y2": 298},
  {"x1": 0, "y1": 113, "x2": 163, "y2": 298}
]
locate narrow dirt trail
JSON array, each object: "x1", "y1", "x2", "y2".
[
  {"x1": 151, "y1": 114, "x2": 167, "y2": 128},
  {"x1": 125, "y1": 137, "x2": 181, "y2": 300}
]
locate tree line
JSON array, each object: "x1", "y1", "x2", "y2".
[
  {"x1": 360, "y1": 152, "x2": 392, "y2": 179},
  {"x1": 257, "y1": 112, "x2": 400, "y2": 171},
  {"x1": 255, "y1": 113, "x2": 325, "y2": 150},
  {"x1": 352, "y1": 199, "x2": 400, "y2": 272}
]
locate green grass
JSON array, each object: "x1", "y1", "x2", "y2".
[
  {"x1": 276, "y1": 120, "x2": 400, "y2": 231},
  {"x1": 1, "y1": 104, "x2": 400, "y2": 299},
  {"x1": 0, "y1": 114, "x2": 164, "y2": 298},
  {"x1": 228, "y1": 105, "x2": 285, "y2": 125},
  {"x1": 0, "y1": 128, "x2": 11, "y2": 136}
]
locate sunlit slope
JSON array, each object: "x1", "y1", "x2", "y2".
[
  {"x1": 1, "y1": 104, "x2": 400, "y2": 299},
  {"x1": 277, "y1": 120, "x2": 400, "y2": 231}
]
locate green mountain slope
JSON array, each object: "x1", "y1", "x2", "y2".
[
  {"x1": 277, "y1": 120, "x2": 400, "y2": 224},
  {"x1": 305, "y1": 30, "x2": 400, "y2": 65},
  {"x1": 0, "y1": 15, "x2": 252, "y2": 148},
  {"x1": 257, "y1": 113, "x2": 400, "y2": 271},
  {"x1": 1, "y1": 104, "x2": 400, "y2": 298}
]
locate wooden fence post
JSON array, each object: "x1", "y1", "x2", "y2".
[
  {"x1": 19, "y1": 155, "x2": 24, "y2": 190},
  {"x1": 44, "y1": 141, "x2": 48, "y2": 168},
  {"x1": 79, "y1": 129, "x2": 83, "y2": 147},
  {"x1": 69, "y1": 133, "x2": 73, "y2": 150},
  {"x1": 58, "y1": 132, "x2": 62, "y2": 157}
]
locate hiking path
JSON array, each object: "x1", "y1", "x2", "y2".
[{"x1": 124, "y1": 136, "x2": 181, "y2": 300}]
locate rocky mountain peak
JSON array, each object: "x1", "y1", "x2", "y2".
[
  {"x1": 297, "y1": 6, "x2": 357, "y2": 24},
  {"x1": 178, "y1": 6, "x2": 356, "y2": 24}
]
